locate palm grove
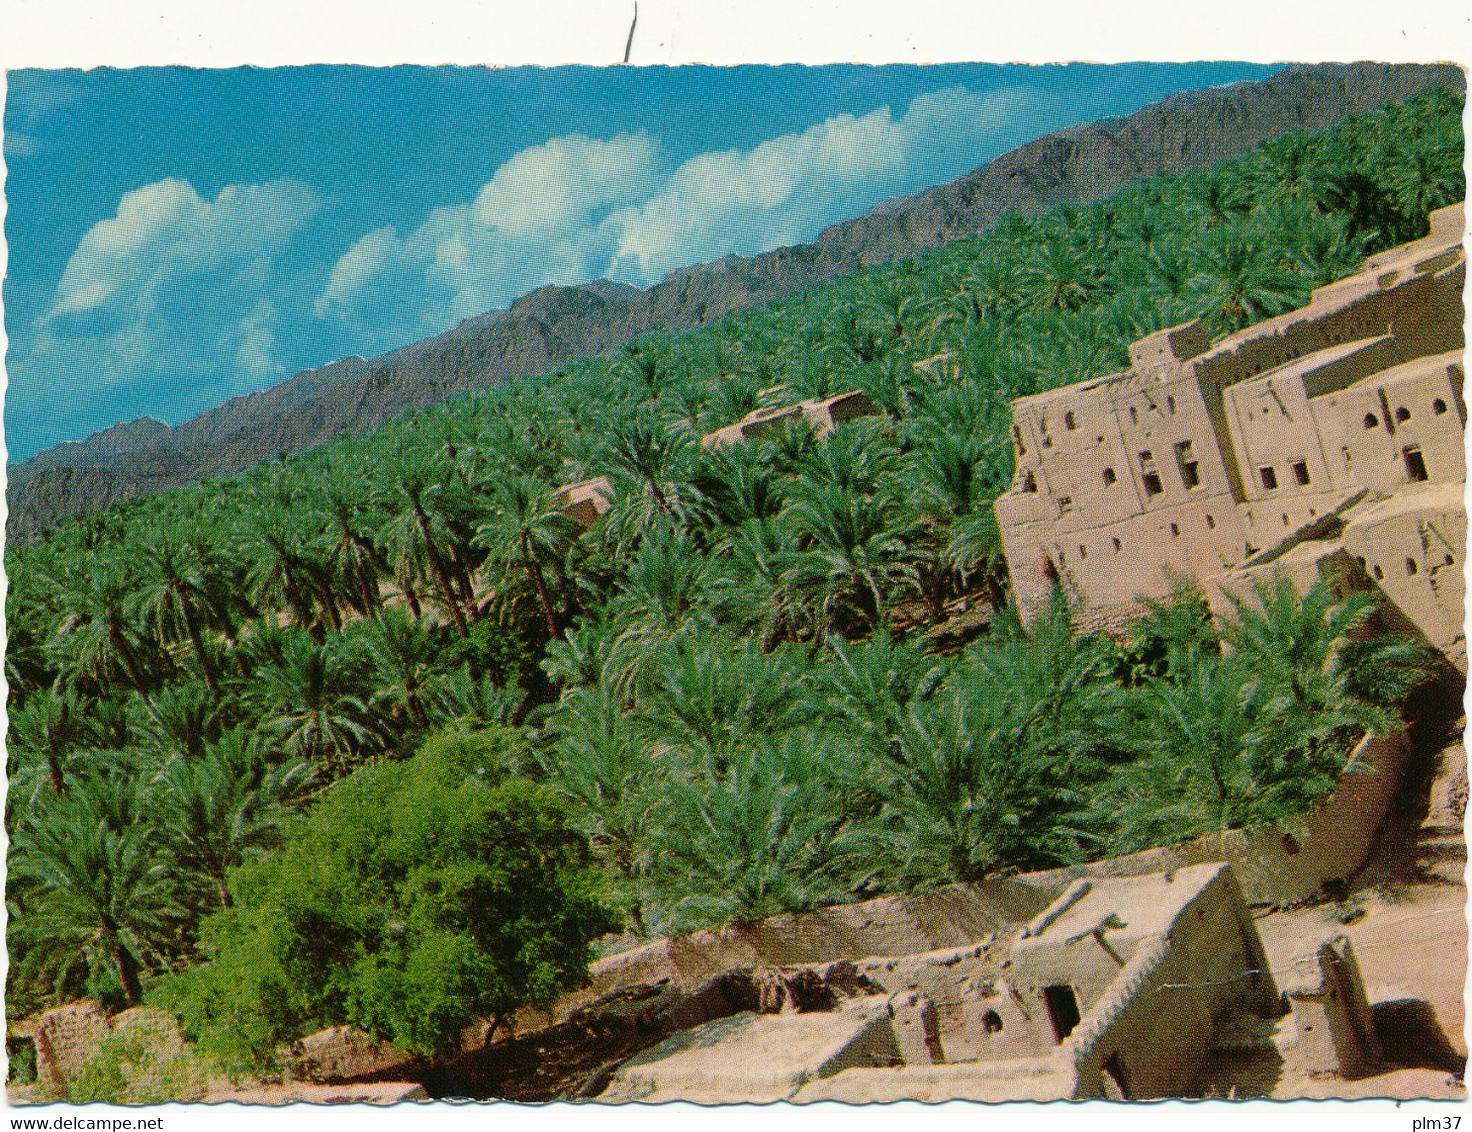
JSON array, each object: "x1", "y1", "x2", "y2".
[{"x1": 5, "y1": 90, "x2": 1461, "y2": 1074}]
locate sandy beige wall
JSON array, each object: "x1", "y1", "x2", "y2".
[{"x1": 1022, "y1": 727, "x2": 1410, "y2": 905}]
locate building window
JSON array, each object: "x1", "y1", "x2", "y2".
[
  {"x1": 1433, "y1": 398, "x2": 1448, "y2": 415},
  {"x1": 1259, "y1": 466, "x2": 1279, "y2": 491},
  {"x1": 1142, "y1": 472, "x2": 1164, "y2": 496},
  {"x1": 1406, "y1": 557, "x2": 1420, "y2": 576},
  {"x1": 1403, "y1": 445, "x2": 1429, "y2": 483},
  {"x1": 1065, "y1": 411, "x2": 1077, "y2": 430},
  {"x1": 1205, "y1": 514, "x2": 1217, "y2": 530},
  {"x1": 1292, "y1": 461, "x2": 1311, "y2": 487},
  {"x1": 1396, "y1": 406, "x2": 1411, "y2": 423},
  {"x1": 1102, "y1": 467, "x2": 1117, "y2": 487},
  {"x1": 1364, "y1": 412, "x2": 1379, "y2": 429},
  {"x1": 1174, "y1": 441, "x2": 1200, "y2": 489}
]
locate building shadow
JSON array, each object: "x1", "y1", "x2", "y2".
[{"x1": 1373, "y1": 998, "x2": 1466, "y2": 1077}]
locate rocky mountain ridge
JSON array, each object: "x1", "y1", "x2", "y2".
[{"x1": 7, "y1": 61, "x2": 1461, "y2": 542}]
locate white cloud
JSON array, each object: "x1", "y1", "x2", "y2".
[
  {"x1": 603, "y1": 86, "x2": 1036, "y2": 284},
  {"x1": 225, "y1": 299, "x2": 282, "y2": 377},
  {"x1": 48, "y1": 178, "x2": 319, "y2": 322},
  {"x1": 315, "y1": 133, "x2": 660, "y2": 340},
  {"x1": 12, "y1": 178, "x2": 320, "y2": 454},
  {"x1": 315, "y1": 88, "x2": 1044, "y2": 348}
]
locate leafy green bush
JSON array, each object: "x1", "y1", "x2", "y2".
[{"x1": 152, "y1": 727, "x2": 615, "y2": 1072}]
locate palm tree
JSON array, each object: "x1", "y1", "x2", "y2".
[
  {"x1": 1101, "y1": 657, "x2": 1268, "y2": 851},
  {"x1": 838, "y1": 683, "x2": 1075, "y2": 889},
  {"x1": 1224, "y1": 575, "x2": 1432, "y2": 739},
  {"x1": 966, "y1": 593, "x2": 1141, "y2": 779},
  {"x1": 1019, "y1": 238, "x2": 1105, "y2": 313},
  {"x1": 784, "y1": 483, "x2": 920, "y2": 633},
  {"x1": 149, "y1": 730, "x2": 303, "y2": 909},
  {"x1": 1189, "y1": 231, "x2": 1299, "y2": 333},
  {"x1": 7, "y1": 681, "x2": 89, "y2": 796},
  {"x1": 246, "y1": 631, "x2": 380, "y2": 773},
  {"x1": 133, "y1": 678, "x2": 224, "y2": 762},
  {"x1": 385, "y1": 452, "x2": 471, "y2": 636},
  {"x1": 601, "y1": 417, "x2": 694, "y2": 521},
  {"x1": 643, "y1": 742, "x2": 849, "y2": 935},
  {"x1": 352, "y1": 607, "x2": 447, "y2": 730},
  {"x1": 638, "y1": 635, "x2": 810, "y2": 769},
  {"x1": 132, "y1": 537, "x2": 223, "y2": 696},
  {"x1": 10, "y1": 775, "x2": 182, "y2": 1004},
  {"x1": 472, "y1": 473, "x2": 581, "y2": 640},
  {"x1": 243, "y1": 523, "x2": 317, "y2": 629},
  {"x1": 543, "y1": 684, "x2": 663, "y2": 929},
  {"x1": 51, "y1": 562, "x2": 163, "y2": 715},
  {"x1": 321, "y1": 491, "x2": 388, "y2": 621}
]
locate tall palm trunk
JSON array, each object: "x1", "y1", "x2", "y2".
[
  {"x1": 412, "y1": 501, "x2": 468, "y2": 637},
  {"x1": 109, "y1": 622, "x2": 159, "y2": 720},
  {"x1": 522, "y1": 530, "x2": 559, "y2": 639},
  {"x1": 175, "y1": 586, "x2": 220, "y2": 696},
  {"x1": 103, "y1": 921, "x2": 143, "y2": 1005},
  {"x1": 209, "y1": 865, "x2": 233, "y2": 909}
]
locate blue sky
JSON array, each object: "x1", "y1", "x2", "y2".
[{"x1": 3, "y1": 63, "x2": 1276, "y2": 460}]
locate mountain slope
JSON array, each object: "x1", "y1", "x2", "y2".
[{"x1": 7, "y1": 61, "x2": 1461, "y2": 541}]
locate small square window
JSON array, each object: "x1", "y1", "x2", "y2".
[
  {"x1": 1292, "y1": 461, "x2": 1311, "y2": 487},
  {"x1": 1142, "y1": 472, "x2": 1164, "y2": 496},
  {"x1": 1259, "y1": 466, "x2": 1278, "y2": 491}
]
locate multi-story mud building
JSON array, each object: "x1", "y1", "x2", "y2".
[{"x1": 995, "y1": 203, "x2": 1467, "y2": 662}]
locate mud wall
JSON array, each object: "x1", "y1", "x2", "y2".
[{"x1": 1022, "y1": 727, "x2": 1410, "y2": 905}]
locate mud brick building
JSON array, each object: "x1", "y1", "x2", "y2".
[{"x1": 995, "y1": 204, "x2": 1466, "y2": 661}]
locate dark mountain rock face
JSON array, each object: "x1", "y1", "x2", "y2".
[{"x1": 7, "y1": 62, "x2": 1460, "y2": 542}]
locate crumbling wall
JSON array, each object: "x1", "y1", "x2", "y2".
[
  {"x1": 32, "y1": 1002, "x2": 111, "y2": 1092},
  {"x1": 1020, "y1": 727, "x2": 1410, "y2": 905},
  {"x1": 1063, "y1": 877, "x2": 1279, "y2": 1099},
  {"x1": 537, "y1": 877, "x2": 1051, "y2": 1027}
]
